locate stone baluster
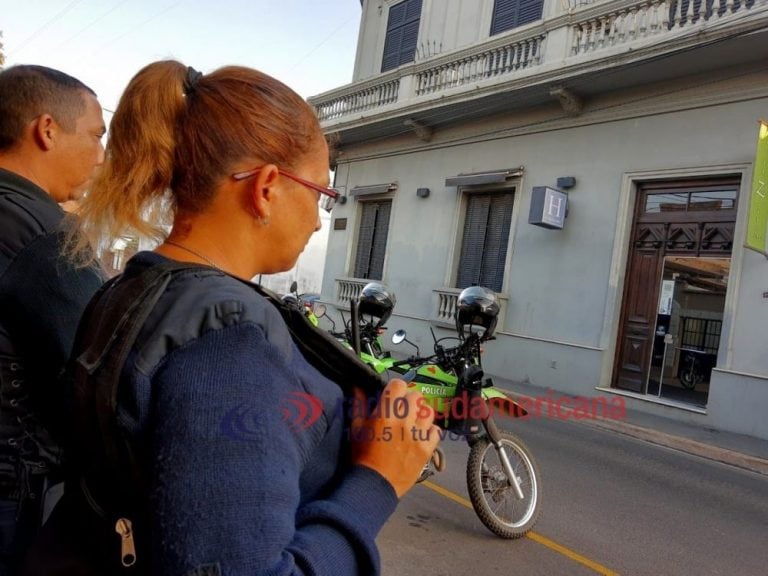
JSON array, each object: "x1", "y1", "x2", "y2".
[
  {"x1": 514, "y1": 43, "x2": 524, "y2": 69},
  {"x1": 615, "y1": 10, "x2": 626, "y2": 42},
  {"x1": 650, "y1": 1, "x2": 662, "y2": 33},
  {"x1": 571, "y1": 24, "x2": 582, "y2": 55},
  {"x1": 589, "y1": 20, "x2": 597, "y2": 52},
  {"x1": 662, "y1": 0, "x2": 672, "y2": 29},
  {"x1": 579, "y1": 21, "x2": 589, "y2": 52},
  {"x1": 596, "y1": 16, "x2": 608, "y2": 48},
  {"x1": 628, "y1": 6, "x2": 639, "y2": 39},
  {"x1": 671, "y1": 0, "x2": 681, "y2": 27},
  {"x1": 683, "y1": 0, "x2": 693, "y2": 25},
  {"x1": 607, "y1": 13, "x2": 618, "y2": 45},
  {"x1": 695, "y1": 0, "x2": 706, "y2": 23},
  {"x1": 715, "y1": 0, "x2": 724, "y2": 18},
  {"x1": 535, "y1": 35, "x2": 544, "y2": 65},
  {"x1": 639, "y1": 2, "x2": 650, "y2": 36},
  {"x1": 584, "y1": 19, "x2": 594, "y2": 50}
]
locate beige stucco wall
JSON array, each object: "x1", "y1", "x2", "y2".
[{"x1": 321, "y1": 69, "x2": 768, "y2": 438}]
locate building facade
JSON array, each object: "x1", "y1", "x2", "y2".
[{"x1": 309, "y1": 0, "x2": 768, "y2": 439}]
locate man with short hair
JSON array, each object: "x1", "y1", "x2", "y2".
[{"x1": 0, "y1": 64, "x2": 105, "y2": 573}]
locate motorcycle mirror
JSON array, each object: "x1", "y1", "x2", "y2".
[
  {"x1": 289, "y1": 280, "x2": 298, "y2": 294},
  {"x1": 314, "y1": 303, "x2": 326, "y2": 318},
  {"x1": 392, "y1": 329, "x2": 407, "y2": 345}
]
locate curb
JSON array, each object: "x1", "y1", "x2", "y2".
[
  {"x1": 498, "y1": 387, "x2": 768, "y2": 477},
  {"x1": 580, "y1": 414, "x2": 768, "y2": 477}
]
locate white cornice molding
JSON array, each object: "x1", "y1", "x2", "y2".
[{"x1": 334, "y1": 68, "x2": 768, "y2": 163}]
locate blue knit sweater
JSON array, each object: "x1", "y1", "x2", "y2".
[{"x1": 117, "y1": 252, "x2": 398, "y2": 576}]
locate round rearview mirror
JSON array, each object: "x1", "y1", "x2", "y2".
[
  {"x1": 392, "y1": 329, "x2": 407, "y2": 345},
  {"x1": 289, "y1": 281, "x2": 298, "y2": 294},
  {"x1": 314, "y1": 303, "x2": 326, "y2": 318}
]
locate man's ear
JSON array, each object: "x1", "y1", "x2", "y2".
[
  {"x1": 248, "y1": 164, "x2": 280, "y2": 219},
  {"x1": 31, "y1": 115, "x2": 57, "y2": 151}
]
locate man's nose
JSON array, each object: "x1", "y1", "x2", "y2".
[{"x1": 96, "y1": 143, "x2": 105, "y2": 166}]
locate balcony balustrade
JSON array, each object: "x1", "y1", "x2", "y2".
[
  {"x1": 415, "y1": 33, "x2": 546, "y2": 96},
  {"x1": 334, "y1": 278, "x2": 369, "y2": 308},
  {"x1": 571, "y1": 0, "x2": 760, "y2": 56},
  {"x1": 433, "y1": 287, "x2": 509, "y2": 329},
  {"x1": 309, "y1": 0, "x2": 767, "y2": 124}
]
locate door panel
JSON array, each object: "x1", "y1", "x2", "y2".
[{"x1": 615, "y1": 249, "x2": 663, "y2": 392}]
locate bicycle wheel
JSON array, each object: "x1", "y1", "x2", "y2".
[{"x1": 466, "y1": 430, "x2": 542, "y2": 539}]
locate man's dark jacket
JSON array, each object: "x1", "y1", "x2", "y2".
[{"x1": 0, "y1": 167, "x2": 103, "y2": 503}]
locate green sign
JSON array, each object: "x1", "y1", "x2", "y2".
[{"x1": 747, "y1": 120, "x2": 768, "y2": 255}]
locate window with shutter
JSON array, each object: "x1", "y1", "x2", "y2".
[
  {"x1": 456, "y1": 192, "x2": 514, "y2": 292},
  {"x1": 354, "y1": 200, "x2": 392, "y2": 280},
  {"x1": 381, "y1": 0, "x2": 422, "y2": 72},
  {"x1": 490, "y1": 0, "x2": 544, "y2": 36}
]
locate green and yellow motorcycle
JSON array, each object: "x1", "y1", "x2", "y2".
[{"x1": 328, "y1": 284, "x2": 542, "y2": 540}]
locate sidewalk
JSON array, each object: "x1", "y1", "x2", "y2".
[{"x1": 490, "y1": 376, "x2": 768, "y2": 477}]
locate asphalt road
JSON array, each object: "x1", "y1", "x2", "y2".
[{"x1": 378, "y1": 413, "x2": 768, "y2": 576}]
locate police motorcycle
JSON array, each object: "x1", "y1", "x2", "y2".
[
  {"x1": 281, "y1": 281, "x2": 321, "y2": 327},
  {"x1": 327, "y1": 283, "x2": 542, "y2": 539}
]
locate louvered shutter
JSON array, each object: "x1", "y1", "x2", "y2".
[
  {"x1": 479, "y1": 194, "x2": 514, "y2": 292},
  {"x1": 381, "y1": 0, "x2": 422, "y2": 72},
  {"x1": 354, "y1": 203, "x2": 378, "y2": 278},
  {"x1": 518, "y1": 0, "x2": 544, "y2": 26},
  {"x1": 368, "y1": 201, "x2": 392, "y2": 280},
  {"x1": 457, "y1": 192, "x2": 514, "y2": 291},
  {"x1": 457, "y1": 195, "x2": 491, "y2": 288},
  {"x1": 491, "y1": 0, "x2": 543, "y2": 35},
  {"x1": 354, "y1": 201, "x2": 392, "y2": 279}
]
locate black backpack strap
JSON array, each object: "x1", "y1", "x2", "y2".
[
  {"x1": 250, "y1": 283, "x2": 386, "y2": 398},
  {"x1": 66, "y1": 260, "x2": 385, "y2": 572},
  {"x1": 75, "y1": 261, "x2": 383, "y2": 493},
  {"x1": 74, "y1": 262, "x2": 218, "y2": 493}
]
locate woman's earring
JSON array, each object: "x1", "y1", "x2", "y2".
[{"x1": 261, "y1": 215, "x2": 270, "y2": 226}]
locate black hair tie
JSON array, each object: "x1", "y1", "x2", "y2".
[{"x1": 183, "y1": 66, "x2": 203, "y2": 95}]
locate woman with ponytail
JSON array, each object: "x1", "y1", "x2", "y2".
[{"x1": 51, "y1": 60, "x2": 439, "y2": 576}]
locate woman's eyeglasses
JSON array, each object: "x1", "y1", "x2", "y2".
[{"x1": 232, "y1": 166, "x2": 340, "y2": 213}]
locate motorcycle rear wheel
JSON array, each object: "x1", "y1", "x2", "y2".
[
  {"x1": 466, "y1": 431, "x2": 541, "y2": 539},
  {"x1": 679, "y1": 369, "x2": 701, "y2": 390}
]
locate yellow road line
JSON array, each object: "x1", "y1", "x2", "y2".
[{"x1": 421, "y1": 481, "x2": 620, "y2": 576}]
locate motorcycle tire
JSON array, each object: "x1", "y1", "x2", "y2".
[
  {"x1": 466, "y1": 430, "x2": 542, "y2": 539},
  {"x1": 679, "y1": 369, "x2": 701, "y2": 390}
]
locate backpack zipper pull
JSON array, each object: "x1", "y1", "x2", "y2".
[{"x1": 115, "y1": 518, "x2": 137, "y2": 567}]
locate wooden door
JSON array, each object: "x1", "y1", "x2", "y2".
[{"x1": 613, "y1": 178, "x2": 739, "y2": 393}]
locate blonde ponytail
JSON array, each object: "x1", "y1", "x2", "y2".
[
  {"x1": 67, "y1": 60, "x2": 187, "y2": 265},
  {"x1": 66, "y1": 59, "x2": 323, "y2": 266}
]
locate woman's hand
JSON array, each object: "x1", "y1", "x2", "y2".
[{"x1": 349, "y1": 380, "x2": 440, "y2": 498}]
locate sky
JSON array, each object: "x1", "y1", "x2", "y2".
[
  {"x1": 1, "y1": 0, "x2": 362, "y2": 109},
  {"x1": 0, "y1": 0, "x2": 362, "y2": 292}
]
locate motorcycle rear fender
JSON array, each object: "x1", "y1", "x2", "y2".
[
  {"x1": 360, "y1": 351, "x2": 395, "y2": 374},
  {"x1": 482, "y1": 387, "x2": 528, "y2": 418}
]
